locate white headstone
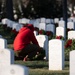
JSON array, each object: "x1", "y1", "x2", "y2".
[
  {"x1": 39, "y1": 23, "x2": 46, "y2": 31},
  {"x1": 6, "y1": 20, "x2": 13, "y2": 28},
  {"x1": 68, "y1": 31, "x2": 75, "y2": 39},
  {"x1": 36, "y1": 18, "x2": 40, "y2": 23},
  {"x1": 58, "y1": 20, "x2": 65, "y2": 28},
  {"x1": 22, "y1": 18, "x2": 27, "y2": 24},
  {"x1": 49, "y1": 39, "x2": 64, "y2": 70},
  {"x1": 0, "y1": 64, "x2": 29, "y2": 75},
  {"x1": 33, "y1": 21, "x2": 39, "y2": 28},
  {"x1": 70, "y1": 50, "x2": 75, "y2": 75},
  {"x1": 40, "y1": 18, "x2": 46, "y2": 23},
  {"x1": 18, "y1": 18, "x2": 22, "y2": 23},
  {"x1": 12, "y1": 23, "x2": 18, "y2": 30},
  {"x1": 46, "y1": 19, "x2": 50, "y2": 24},
  {"x1": 1, "y1": 18, "x2": 8, "y2": 24},
  {"x1": 68, "y1": 18, "x2": 73, "y2": 22},
  {"x1": 34, "y1": 31, "x2": 38, "y2": 36},
  {"x1": 26, "y1": 19, "x2": 30, "y2": 24},
  {"x1": 60, "y1": 17, "x2": 63, "y2": 20},
  {"x1": 36, "y1": 35, "x2": 48, "y2": 60},
  {"x1": 56, "y1": 27, "x2": 65, "y2": 38},
  {"x1": 46, "y1": 24, "x2": 55, "y2": 34},
  {"x1": 0, "y1": 38, "x2": 7, "y2": 49},
  {"x1": 54, "y1": 18, "x2": 59, "y2": 24},
  {"x1": 16, "y1": 24, "x2": 22, "y2": 31},
  {"x1": 67, "y1": 21, "x2": 75, "y2": 29},
  {"x1": 29, "y1": 19, "x2": 35, "y2": 24},
  {"x1": 0, "y1": 49, "x2": 14, "y2": 66},
  {"x1": 50, "y1": 19, "x2": 54, "y2": 24}
]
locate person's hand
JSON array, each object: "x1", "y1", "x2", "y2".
[{"x1": 37, "y1": 52, "x2": 39, "y2": 55}]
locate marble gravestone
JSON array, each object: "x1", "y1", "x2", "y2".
[
  {"x1": 67, "y1": 21, "x2": 75, "y2": 30},
  {"x1": 33, "y1": 21, "x2": 39, "y2": 28},
  {"x1": 40, "y1": 18, "x2": 46, "y2": 23},
  {"x1": 1, "y1": 18, "x2": 8, "y2": 25},
  {"x1": 56, "y1": 27, "x2": 65, "y2": 38},
  {"x1": 58, "y1": 20, "x2": 65, "y2": 28},
  {"x1": 39, "y1": 23, "x2": 46, "y2": 31},
  {"x1": 34, "y1": 31, "x2": 38, "y2": 36},
  {"x1": 0, "y1": 38, "x2": 7, "y2": 49},
  {"x1": 49, "y1": 39, "x2": 64, "y2": 70},
  {"x1": 0, "y1": 49, "x2": 14, "y2": 66},
  {"x1": 46, "y1": 24, "x2": 55, "y2": 34},
  {"x1": 68, "y1": 31, "x2": 75, "y2": 39},
  {"x1": 46, "y1": 19, "x2": 50, "y2": 24},
  {"x1": 0, "y1": 64, "x2": 29, "y2": 75},
  {"x1": 54, "y1": 18, "x2": 59, "y2": 24},
  {"x1": 70, "y1": 50, "x2": 75, "y2": 75},
  {"x1": 36, "y1": 35, "x2": 48, "y2": 60}
]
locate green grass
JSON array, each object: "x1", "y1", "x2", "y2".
[{"x1": 15, "y1": 60, "x2": 69, "y2": 75}]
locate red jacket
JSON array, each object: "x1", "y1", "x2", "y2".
[{"x1": 13, "y1": 24, "x2": 39, "y2": 51}]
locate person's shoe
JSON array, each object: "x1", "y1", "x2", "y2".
[
  {"x1": 23, "y1": 57, "x2": 30, "y2": 61},
  {"x1": 23, "y1": 55, "x2": 30, "y2": 61}
]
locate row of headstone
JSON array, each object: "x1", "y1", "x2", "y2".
[
  {"x1": 2, "y1": 18, "x2": 75, "y2": 39},
  {"x1": 34, "y1": 27, "x2": 75, "y2": 40},
  {"x1": 1, "y1": 18, "x2": 56, "y2": 37},
  {"x1": 1, "y1": 18, "x2": 55, "y2": 33},
  {"x1": 18, "y1": 17, "x2": 54, "y2": 24},
  {"x1": 18, "y1": 17, "x2": 75, "y2": 30},
  {"x1": 2, "y1": 17, "x2": 75, "y2": 31},
  {"x1": 58, "y1": 20, "x2": 75, "y2": 30},
  {"x1": 0, "y1": 38, "x2": 29, "y2": 75},
  {"x1": 34, "y1": 23, "x2": 55, "y2": 35},
  {"x1": 33, "y1": 20, "x2": 75, "y2": 40},
  {"x1": 56, "y1": 27, "x2": 65, "y2": 38},
  {"x1": 19, "y1": 17, "x2": 75, "y2": 24},
  {"x1": 1, "y1": 18, "x2": 23, "y2": 32},
  {"x1": 34, "y1": 19, "x2": 75, "y2": 36},
  {"x1": 35, "y1": 29, "x2": 75, "y2": 60}
]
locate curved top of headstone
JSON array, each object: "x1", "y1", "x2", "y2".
[
  {"x1": 68, "y1": 30, "x2": 75, "y2": 39},
  {"x1": 70, "y1": 50, "x2": 75, "y2": 54},
  {"x1": 49, "y1": 39, "x2": 63, "y2": 42}
]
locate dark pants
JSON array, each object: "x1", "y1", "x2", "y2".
[{"x1": 14, "y1": 44, "x2": 42, "y2": 60}]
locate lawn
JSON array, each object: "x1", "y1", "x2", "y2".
[{"x1": 15, "y1": 60, "x2": 69, "y2": 75}]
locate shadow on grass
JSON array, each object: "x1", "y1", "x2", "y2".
[
  {"x1": 15, "y1": 60, "x2": 48, "y2": 69},
  {"x1": 15, "y1": 60, "x2": 69, "y2": 75}
]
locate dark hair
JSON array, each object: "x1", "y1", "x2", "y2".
[{"x1": 26, "y1": 24, "x2": 34, "y2": 31}]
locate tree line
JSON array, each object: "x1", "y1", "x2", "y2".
[{"x1": 0, "y1": 0, "x2": 71, "y2": 19}]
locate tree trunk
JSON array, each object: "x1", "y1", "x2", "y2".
[{"x1": 6, "y1": 0, "x2": 14, "y2": 20}]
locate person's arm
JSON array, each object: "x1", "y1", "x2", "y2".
[{"x1": 29, "y1": 31, "x2": 39, "y2": 46}]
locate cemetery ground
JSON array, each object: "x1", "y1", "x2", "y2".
[
  {"x1": 15, "y1": 60, "x2": 69, "y2": 75},
  {"x1": 0, "y1": 25, "x2": 69, "y2": 75}
]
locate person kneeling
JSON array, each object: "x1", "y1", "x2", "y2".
[{"x1": 13, "y1": 24, "x2": 45, "y2": 61}]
